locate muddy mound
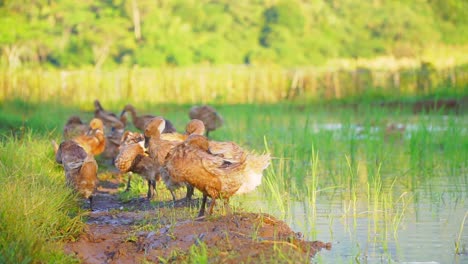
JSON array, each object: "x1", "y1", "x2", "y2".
[
  {"x1": 66, "y1": 213, "x2": 330, "y2": 263},
  {"x1": 65, "y1": 177, "x2": 331, "y2": 263},
  {"x1": 142, "y1": 212, "x2": 330, "y2": 263}
]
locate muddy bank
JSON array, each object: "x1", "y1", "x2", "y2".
[{"x1": 65, "y1": 176, "x2": 331, "y2": 263}]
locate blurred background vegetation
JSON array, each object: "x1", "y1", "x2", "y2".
[{"x1": 1, "y1": 0, "x2": 468, "y2": 68}]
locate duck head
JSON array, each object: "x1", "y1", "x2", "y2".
[
  {"x1": 66, "y1": 116, "x2": 83, "y2": 125},
  {"x1": 86, "y1": 118, "x2": 104, "y2": 135},
  {"x1": 120, "y1": 104, "x2": 134, "y2": 118},
  {"x1": 89, "y1": 118, "x2": 104, "y2": 131},
  {"x1": 144, "y1": 117, "x2": 165, "y2": 147},
  {"x1": 185, "y1": 119, "x2": 205, "y2": 136},
  {"x1": 94, "y1": 99, "x2": 103, "y2": 111}
]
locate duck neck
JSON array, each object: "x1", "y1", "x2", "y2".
[
  {"x1": 93, "y1": 130, "x2": 106, "y2": 155},
  {"x1": 95, "y1": 101, "x2": 104, "y2": 111},
  {"x1": 96, "y1": 130, "x2": 105, "y2": 143},
  {"x1": 145, "y1": 131, "x2": 160, "y2": 148},
  {"x1": 127, "y1": 107, "x2": 138, "y2": 124}
]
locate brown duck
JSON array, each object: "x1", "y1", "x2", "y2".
[
  {"x1": 162, "y1": 119, "x2": 245, "y2": 163},
  {"x1": 101, "y1": 126, "x2": 126, "y2": 161},
  {"x1": 94, "y1": 99, "x2": 126, "y2": 131},
  {"x1": 73, "y1": 118, "x2": 106, "y2": 156},
  {"x1": 162, "y1": 134, "x2": 270, "y2": 217},
  {"x1": 116, "y1": 131, "x2": 146, "y2": 191},
  {"x1": 144, "y1": 117, "x2": 193, "y2": 202},
  {"x1": 160, "y1": 119, "x2": 206, "y2": 142},
  {"x1": 63, "y1": 116, "x2": 88, "y2": 140},
  {"x1": 189, "y1": 105, "x2": 223, "y2": 137},
  {"x1": 121, "y1": 104, "x2": 176, "y2": 133},
  {"x1": 55, "y1": 140, "x2": 98, "y2": 210},
  {"x1": 114, "y1": 133, "x2": 160, "y2": 199}
]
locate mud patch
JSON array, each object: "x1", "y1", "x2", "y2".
[{"x1": 65, "y1": 176, "x2": 331, "y2": 263}]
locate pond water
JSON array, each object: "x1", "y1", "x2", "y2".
[
  {"x1": 240, "y1": 169, "x2": 467, "y2": 263},
  {"x1": 236, "y1": 117, "x2": 468, "y2": 264}
]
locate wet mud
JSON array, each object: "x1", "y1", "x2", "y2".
[{"x1": 64, "y1": 175, "x2": 331, "y2": 263}]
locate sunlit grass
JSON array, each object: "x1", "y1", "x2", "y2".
[
  {"x1": 1, "y1": 63, "x2": 466, "y2": 106},
  {"x1": 0, "y1": 131, "x2": 84, "y2": 263}
]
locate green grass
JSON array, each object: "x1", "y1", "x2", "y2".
[{"x1": 0, "y1": 131, "x2": 84, "y2": 263}]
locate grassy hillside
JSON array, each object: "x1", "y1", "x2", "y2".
[{"x1": 1, "y1": 0, "x2": 467, "y2": 68}]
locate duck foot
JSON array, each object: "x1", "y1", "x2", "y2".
[{"x1": 195, "y1": 215, "x2": 206, "y2": 221}]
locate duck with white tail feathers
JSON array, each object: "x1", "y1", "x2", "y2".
[{"x1": 162, "y1": 134, "x2": 271, "y2": 217}]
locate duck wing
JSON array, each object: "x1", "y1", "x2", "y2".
[
  {"x1": 199, "y1": 147, "x2": 246, "y2": 178},
  {"x1": 208, "y1": 141, "x2": 245, "y2": 163},
  {"x1": 151, "y1": 139, "x2": 179, "y2": 165},
  {"x1": 115, "y1": 142, "x2": 145, "y2": 172},
  {"x1": 56, "y1": 140, "x2": 88, "y2": 171},
  {"x1": 198, "y1": 148, "x2": 247, "y2": 196}
]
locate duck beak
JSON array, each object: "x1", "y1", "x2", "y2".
[
  {"x1": 138, "y1": 141, "x2": 147, "y2": 153},
  {"x1": 120, "y1": 110, "x2": 126, "y2": 117},
  {"x1": 144, "y1": 136, "x2": 150, "y2": 149}
]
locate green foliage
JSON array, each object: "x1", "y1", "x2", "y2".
[
  {"x1": 428, "y1": 0, "x2": 468, "y2": 43},
  {"x1": 0, "y1": 0, "x2": 467, "y2": 68},
  {"x1": 268, "y1": 1, "x2": 305, "y2": 32}
]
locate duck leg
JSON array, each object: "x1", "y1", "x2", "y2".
[
  {"x1": 147, "y1": 179, "x2": 156, "y2": 199},
  {"x1": 223, "y1": 198, "x2": 232, "y2": 215},
  {"x1": 185, "y1": 184, "x2": 194, "y2": 203},
  {"x1": 170, "y1": 190, "x2": 177, "y2": 203},
  {"x1": 208, "y1": 197, "x2": 217, "y2": 215},
  {"x1": 198, "y1": 193, "x2": 208, "y2": 217},
  {"x1": 125, "y1": 172, "x2": 133, "y2": 192}
]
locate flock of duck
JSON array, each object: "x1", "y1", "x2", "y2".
[{"x1": 53, "y1": 100, "x2": 271, "y2": 217}]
